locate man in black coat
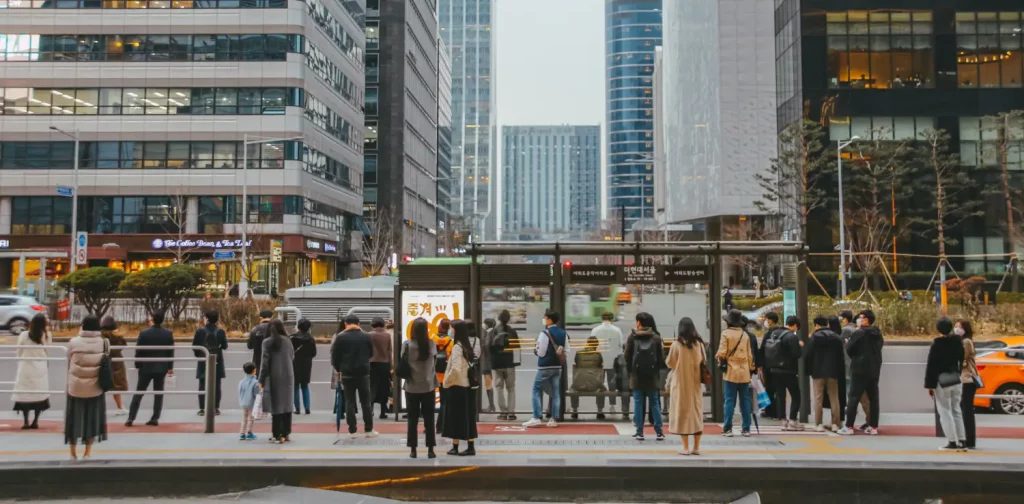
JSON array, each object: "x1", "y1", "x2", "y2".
[
  {"x1": 192, "y1": 310, "x2": 228, "y2": 415},
  {"x1": 247, "y1": 310, "x2": 273, "y2": 372},
  {"x1": 126, "y1": 312, "x2": 175, "y2": 427},
  {"x1": 765, "y1": 315, "x2": 804, "y2": 430},
  {"x1": 806, "y1": 315, "x2": 845, "y2": 431},
  {"x1": 331, "y1": 314, "x2": 376, "y2": 436},
  {"x1": 838, "y1": 309, "x2": 884, "y2": 435}
]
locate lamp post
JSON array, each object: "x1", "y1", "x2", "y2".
[
  {"x1": 238, "y1": 134, "x2": 302, "y2": 297},
  {"x1": 49, "y1": 126, "x2": 79, "y2": 312},
  {"x1": 836, "y1": 135, "x2": 861, "y2": 300}
]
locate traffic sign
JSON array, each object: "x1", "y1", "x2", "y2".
[
  {"x1": 565, "y1": 264, "x2": 710, "y2": 285},
  {"x1": 75, "y1": 232, "x2": 88, "y2": 265},
  {"x1": 56, "y1": 185, "x2": 73, "y2": 197},
  {"x1": 213, "y1": 250, "x2": 235, "y2": 260}
]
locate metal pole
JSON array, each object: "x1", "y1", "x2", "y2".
[
  {"x1": 709, "y1": 257, "x2": 724, "y2": 423},
  {"x1": 552, "y1": 248, "x2": 566, "y2": 422},
  {"x1": 837, "y1": 139, "x2": 847, "y2": 300},
  {"x1": 69, "y1": 133, "x2": 80, "y2": 312},
  {"x1": 205, "y1": 354, "x2": 216, "y2": 433},
  {"x1": 619, "y1": 204, "x2": 626, "y2": 265},
  {"x1": 796, "y1": 262, "x2": 810, "y2": 423},
  {"x1": 239, "y1": 134, "x2": 249, "y2": 298}
]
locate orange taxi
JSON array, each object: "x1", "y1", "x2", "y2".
[
  {"x1": 974, "y1": 336, "x2": 1024, "y2": 415},
  {"x1": 616, "y1": 290, "x2": 632, "y2": 305}
]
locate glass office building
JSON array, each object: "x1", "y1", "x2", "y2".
[{"x1": 606, "y1": 0, "x2": 662, "y2": 228}]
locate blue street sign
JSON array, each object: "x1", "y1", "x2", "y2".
[
  {"x1": 57, "y1": 185, "x2": 73, "y2": 197},
  {"x1": 76, "y1": 232, "x2": 87, "y2": 248},
  {"x1": 213, "y1": 250, "x2": 235, "y2": 260}
]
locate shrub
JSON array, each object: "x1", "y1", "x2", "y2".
[
  {"x1": 121, "y1": 265, "x2": 205, "y2": 321},
  {"x1": 198, "y1": 297, "x2": 281, "y2": 335},
  {"x1": 58, "y1": 267, "x2": 127, "y2": 317}
]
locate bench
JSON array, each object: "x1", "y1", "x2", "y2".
[{"x1": 565, "y1": 390, "x2": 669, "y2": 420}]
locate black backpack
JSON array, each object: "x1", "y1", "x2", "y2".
[
  {"x1": 200, "y1": 327, "x2": 221, "y2": 360},
  {"x1": 632, "y1": 337, "x2": 658, "y2": 378},
  {"x1": 434, "y1": 340, "x2": 450, "y2": 374},
  {"x1": 764, "y1": 329, "x2": 789, "y2": 369}
]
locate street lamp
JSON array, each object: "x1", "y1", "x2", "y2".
[
  {"x1": 49, "y1": 126, "x2": 80, "y2": 274},
  {"x1": 238, "y1": 134, "x2": 302, "y2": 297},
  {"x1": 837, "y1": 135, "x2": 861, "y2": 299}
]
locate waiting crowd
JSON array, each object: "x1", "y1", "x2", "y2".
[{"x1": 8, "y1": 303, "x2": 980, "y2": 461}]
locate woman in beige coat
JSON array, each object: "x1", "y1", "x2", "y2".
[
  {"x1": 65, "y1": 315, "x2": 108, "y2": 460},
  {"x1": 667, "y1": 317, "x2": 706, "y2": 455}
]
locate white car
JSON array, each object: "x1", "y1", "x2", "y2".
[{"x1": 0, "y1": 295, "x2": 48, "y2": 334}]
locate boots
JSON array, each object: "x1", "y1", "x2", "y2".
[
  {"x1": 486, "y1": 390, "x2": 496, "y2": 413},
  {"x1": 459, "y1": 440, "x2": 476, "y2": 456}
]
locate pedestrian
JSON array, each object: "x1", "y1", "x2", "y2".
[
  {"x1": 100, "y1": 316, "x2": 129, "y2": 416},
  {"x1": 291, "y1": 318, "x2": 316, "y2": 415},
  {"x1": 838, "y1": 309, "x2": 869, "y2": 428},
  {"x1": 368, "y1": 317, "x2": 393, "y2": 419},
  {"x1": 837, "y1": 310, "x2": 884, "y2": 435},
  {"x1": 12, "y1": 313, "x2": 51, "y2": 430},
  {"x1": 331, "y1": 314, "x2": 377, "y2": 438},
  {"x1": 247, "y1": 310, "x2": 273, "y2": 373},
  {"x1": 442, "y1": 319, "x2": 478, "y2": 456},
  {"x1": 806, "y1": 315, "x2": 844, "y2": 432},
  {"x1": 716, "y1": 309, "x2": 755, "y2": 437},
  {"x1": 490, "y1": 309, "x2": 519, "y2": 421},
  {"x1": 624, "y1": 312, "x2": 665, "y2": 440},
  {"x1": 667, "y1": 317, "x2": 705, "y2": 455},
  {"x1": 522, "y1": 309, "x2": 567, "y2": 428},
  {"x1": 65, "y1": 315, "x2": 108, "y2": 461},
  {"x1": 192, "y1": 311, "x2": 228, "y2": 416},
  {"x1": 956, "y1": 320, "x2": 978, "y2": 449},
  {"x1": 126, "y1": 312, "x2": 174, "y2": 427},
  {"x1": 723, "y1": 287, "x2": 734, "y2": 311},
  {"x1": 480, "y1": 318, "x2": 496, "y2": 413},
  {"x1": 757, "y1": 312, "x2": 783, "y2": 419},
  {"x1": 592, "y1": 311, "x2": 624, "y2": 415},
  {"x1": 434, "y1": 318, "x2": 453, "y2": 434},
  {"x1": 402, "y1": 318, "x2": 438, "y2": 459},
  {"x1": 238, "y1": 362, "x2": 259, "y2": 440},
  {"x1": 925, "y1": 317, "x2": 967, "y2": 451},
  {"x1": 570, "y1": 336, "x2": 606, "y2": 419},
  {"x1": 260, "y1": 319, "x2": 295, "y2": 443},
  {"x1": 764, "y1": 315, "x2": 804, "y2": 430}
]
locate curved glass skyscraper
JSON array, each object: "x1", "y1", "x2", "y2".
[{"x1": 606, "y1": 0, "x2": 662, "y2": 228}]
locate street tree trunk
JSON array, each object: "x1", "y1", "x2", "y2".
[{"x1": 999, "y1": 117, "x2": 1019, "y2": 292}]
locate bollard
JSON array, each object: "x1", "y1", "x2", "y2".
[{"x1": 205, "y1": 354, "x2": 216, "y2": 434}]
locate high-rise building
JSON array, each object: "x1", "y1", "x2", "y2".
[
  {"x1": 0, "y1": 0, "x2": 367, "y2": 293},
  {"x1": 778, "y1": 2, "x2": 1024, "y2": 274},
  {"x1": 605, "y1": 0, "x2": 662, "y2": 229},
  {"x1": 363, "y1": 0, "x2": 440, "y2": 259},
  {"x1": 438, "y1": 37, "x2": 455, "y2": 254},
  {"x1": 502, "y1": 125, "x2": 600, "y2": 241},
  {"x1": 439, "y1": 0, "x2": 496, "y2": 241}
]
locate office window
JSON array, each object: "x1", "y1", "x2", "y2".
[
  {"x1": 10, "y1": 197, "x2": 72, "y2": 235},
  {"x1": 0, "y1": 87, "x2": 295, "y2": 115},
  {"x1": 78, "y1": 196, "x2": 177, "y2": 234},
  {"x1": 827, "y1": 10, "x2": 934, "y2": 89},
  {"x1": 0, "y1": 34, "x2": 301, "y2": 62},
  {"x1": 365, "y1": 87, "x2": 378, "y2": 116},
  {"x1": 0, "y1": 141, "x2": 300, "y2": 170},
  {"x1": 2, "y1": 0, "x2": 285, "y2": 7},
  {"x1": 829, "y1": 116, "x2": 934, "y2": 141},
  {"x1": 364, "y1": 154, "x2": 378, "y2": 184},
  {"x1": 959, "y1": 116, "x2": 1024, "y2": 168},
  {"x1": 957, "y1": 12, "x2": 1023, "y2": 88},
  {"x1": 365, "y1": 21, "x2": 379, "y2": 51}
]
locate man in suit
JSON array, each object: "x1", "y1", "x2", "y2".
[{"x1": 126, "y1": 312, "x2": 175, "y2": 427}]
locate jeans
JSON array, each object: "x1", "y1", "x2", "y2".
[
  {"x1": 632, "y1": 389, "x2": 662, "y2": 435},
  {"x1": 405, "y1": 392, "x2": 436, "y2": 448},
  {"x1": 773, "y1": 372, "x2": 800, "y2": 421},
  {"x1": 960, "y1": 381, "x2": 977, "y2": 447},
  {"x1": 342, "y1": 376, "x2": 373, "y2": 434},
  {"x1": 934, "y1": 383, "x2": 966, "y2": 445},
  {"x1": 604, "y1": 369, "x2": 618, "y2": 406},
  {"x1": 532, "y1": 368, "x2": 561, "y2": 419},
  {"x1": 813, "y1": 378, "x2": 841, "y2": 427},
  {"x1": 294, "y1": 383, "x2": 310, "y2": 412},
  {"x1": 197, "y1": 377, "x2": 222, "y2": 410},
  {"x1": 723, "y1": 381, "x2": 752, "y2": 433},
  {"x1": 493, "y1": 368, "x2": 516, "y2": 414},
  {"x1": 128, "y1": 371, "x2": 165, "y2": 422},
  {"x1": 844, "y1": 375, "x2": 880, "y2": 428}
]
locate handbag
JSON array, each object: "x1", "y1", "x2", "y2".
[
  {"x1": 718, "y1": 332, "x2": 743, "y2": 373},
  {"x1": 938, "y1": 371, "x2": 961, "y2": 389},
  {"x1": 396, "y1": 343, "x2": 412, "y2": 380},
  {"x1": 252, "y1": 391, "x2": 265, "y2": 420},
  {"x1": 98, "y1": 339, "x2": 114, "y2": 393},
  {"x1": 973, "y1": 374, "x2": 984, "y2": 389}
]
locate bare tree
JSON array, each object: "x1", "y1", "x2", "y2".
[
  {"x1": 983, "y1": 111, "x2": 1024, "y2": 290},
  {"x1": 362, "y1": 205, "x2": 398, "y2": 276},
  {"x1": 914, "y1": 129, "x2": 984, "y2": 265},
  {"x1": 755, "y1": 120, "x2": 833, "y2": 241},
  {"x1": 161, "y1": 191, "x2": 199, "y2": 263}
]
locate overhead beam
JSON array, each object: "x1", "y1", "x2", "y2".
[{"x1": 470, "y1": 241, "x2": 807, "y2": 257}]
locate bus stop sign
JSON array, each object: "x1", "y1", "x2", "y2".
[{"x1": 566, "y1": 264, "x2": 709, "y2": 284}]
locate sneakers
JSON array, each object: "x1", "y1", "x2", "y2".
[
  {"x1": 596, "y1": 413, "x2": 606, "y2": 420},
  {"x1": 814, "y1": 424, "x2": 825, "y2": 433},
  {"x1": 508, "y1": 414, "x2": 518, "y2": 421},
  {"x1": 859, "y1": 423, "x2": 870, "y2": 432},
  {"x1": 633, "y1": 433, "x2": 645, "y2": 441},
  {"x1": 790, "y1": 422, "x2": 805, "y2": 431},
  {"x1": 113, "y1": 408, "x2": 128, "y2": 417},
  {"x1": 609, "y1": 405, "x2": 618, "y2": 414},
  {"x1": 522, "y1": 418, "x2": 543, "y2": 428},
  {"x1": 721, "y1": 430, "x2": 734, "y2": 437},
  {"x1": 940, "y1": 442, "x2": 960, "y2": 451},
  {"x1": 546, "y1": 419, "x2": 558, "y2": 428},
  {"x1": 863, "y1": 427, "x2": 878, "y2": 436},
  {"x1": 836, "y1": 426, "x2": 855, "y2": 436},
  {"x1": 366, "y1": 430, "x2": 380, "y2": 438},
  {"x1": 741, "y1": 431, "x2": 751, "y2": 437},
  {"x1": 656, "y1": 433, "x2": 665, "y2": 441},
  {"x1": 497, "y1": 413, "x2": 508, "y2": 421},
  {"x1": 245, "y1": 432, "x2": 256, "y2": 440}
]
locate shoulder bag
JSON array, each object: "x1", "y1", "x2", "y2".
[
  {"x1": 699, "y1": 342, "x2": 713, "y2": 385},
  {"x1": 98, "y1": 339, "x2": 115, "y2": 393},
  {"x1": 718, "y1": 331, "x2": 744, "y2": 373},
  {"x1": 396, "y1": 342, "x2": 413, "y2": 380}
]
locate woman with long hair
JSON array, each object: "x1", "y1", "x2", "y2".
[
  {"x1": 956, "y1": 320, "x2": 978, "y2": 449},
  {"x1": 13, "y1": 313, "x2": 51, "y2": 429},
  {"x1": 260, "y1": 319, "x2": 295, "y2": 443},
  {"x1": 65, "y1": 314, "x2": 108, "y2": 460},
  {"x1": 441, "y1": 319, "x2": 478, "y2": 456},
  {"x1": 667, "y1": 317, "x2": 705, "y2": 455},
  {"x1": 403, "y1": 317, "x2": 439, "y2": 458},
  {"x1": 99, "y1": 316, "x2": 129, "y2": 416}
]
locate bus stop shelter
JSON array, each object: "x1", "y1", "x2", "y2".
[{"x1": 394, "y1": 241, "x2": 809, "y2": 423}]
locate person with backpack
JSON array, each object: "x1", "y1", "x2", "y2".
[
  {"x1": 757, "y1": 312, "x2": 784, "y2": 419},
  {"x1": 247, "y1": 310, "x2": 273, "y2": 373},
  {"x1": 433, "y1": 319, "x2": 453, "y2": 434},
  {"x1": 192, "y1": 311, "x2": 228, "y2": 416},
  {"x1": 765, "y1": 315, "x2": 804, "y2": 431},
  {"x1": 716, "y1": 309, "x2": 755, "y2": 437},
  {"x1": 490, "y1": 310, "x2": 519, "y2": 420},
  {"x1": 806, "y1": 315, "x2": 845, "y2": 431},
  {"x1": 624, "y1": 312, "x2": 665, "y2": 441},
  {"x1": 522, "y1": 309, "x2": 567, "y2": 428}
]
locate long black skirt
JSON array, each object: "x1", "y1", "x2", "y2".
[
  {"x1": 64, "y1": 395, "x2": 108, "y2": 445},
  {"x1": 440, "y1": 386, "x2": 478, "y2": 441},
  {"x1": 14, "y1": 399, "x2": 50, "y2": 413}
]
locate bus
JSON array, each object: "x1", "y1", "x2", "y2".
[{"x1": 565, "y1": 285, "x2": 620, "y2": 325}]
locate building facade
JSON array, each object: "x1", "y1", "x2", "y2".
[
  {"x1": 364, "y1": 0, "x2": 440, "y2": 259},
  {"x1": 439, "y1": 0, "x2": 496, "y2": 241},
  {"x1": 778, "y1": 0, "x2": 1024, "y2": 274},
  {"x1": 437, "y1": 37, "x2": 455, "y2": 253},
  {"x1": 501, "y1": 125, "x2": 600, "y2": 241},
  {"x1": 606, "y1": 0, "x2": 662, "y2": 229},
  {"x1": 0, "y1": 0, "x2": 367, "y2": 295}
]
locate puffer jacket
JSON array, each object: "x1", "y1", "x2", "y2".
[
  {"x1": 67, "y1": 330, "x2": 105, "y2": 398},
  {"x1": 571, "y1": 350, "x2": 605, "y2": 392}
]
